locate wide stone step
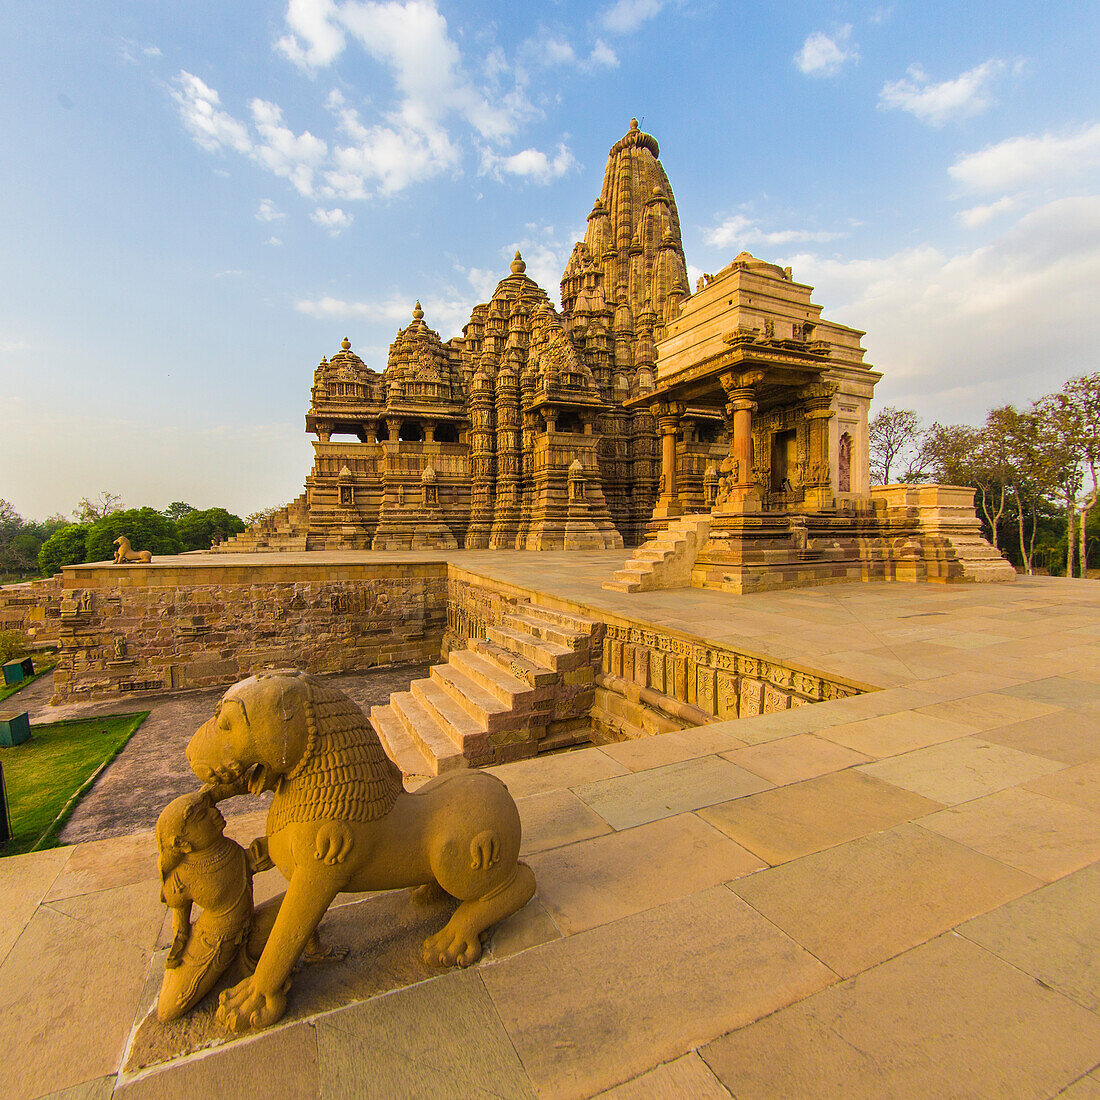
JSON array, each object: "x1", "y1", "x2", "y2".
[
  {"x1": 601, "y1": 578, "x2": 642, "y2": 593},
  {"x1": 504, "y1": 612, "x2": 589, "y2": 650},
  {"x1": 449, "y1": 649, "x2": 533, "y2": 706},
  {"x1": 519, "y1": 604, "x2": 601, "y2": 633},
  {"x1": 471, "y1": 639, "x2": 559, "y2": 687},
  {"x1": 370, "y1": 704, "x2": 438, "y2": 778},
  {"x1": 430, "y1": 664, "x2": 516, "y2": 731},
  {"x1": 390, "y1": 691, "x2": 466, "y2": 772},
  {"x1": 486, "y1": 625, "x2": 581, "y2": 670},
  {"x1": 411, "y1": 676, "x2": 488, "y2": 751}
]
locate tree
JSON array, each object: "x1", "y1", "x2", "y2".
[
  {"x1": 0, "y1": 500, "x2": 54, "y2": 578},
  {"x1": 75, "y1": 491, "x2": 122, "y2": 524},
  {"x1": 38, "y1": 524, "x2": 89, "y2": 575},
  {"x1": 245, "y1": 506, "x2": 281, "y2": 526},
  {"x1": 163, "y1": 501, "x2": 198, "y2": 522},
  {"x1": 84, "y1": 508, "x2": 181, "y2": 563},
  {"x1": 1060, "y1": 373, "x2": 1100, "y2": 577},
  {"x1": 1036, "y1": 392, "x2": 1086, "y2": 577},
  {"x1": 869, "y1": 407, "x2": 927, "y2": 484},
  {"x1": 176, "y1": 508, "x2": 246, "y2": 551}
]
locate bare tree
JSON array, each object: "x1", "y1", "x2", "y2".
[
  {"x1": 74, "y1": 491, "x2": 122, "y2": 524},
  {"x1": 869, "y1": 407, "x2": 925, "y2": 485}
]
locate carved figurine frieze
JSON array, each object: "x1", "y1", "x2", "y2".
[
  {"x1": 113, "y1": 535, "x2": 152, "y2": 564},
  {"x1": 179, "y1": 670, "x2": 536, "y2": 1034}
]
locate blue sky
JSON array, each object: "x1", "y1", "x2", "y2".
[{"x1": 2, "y1": 1, "x2": 1098, "y2": 520}]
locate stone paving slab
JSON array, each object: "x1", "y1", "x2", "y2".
[{"x1": 3, "y1": 567, "x2": 1100, "y2": 1097}]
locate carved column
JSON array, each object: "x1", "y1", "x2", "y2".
[
  {"x1": 798, "y1": 382, "x2": 838, "y2": 510},
  {"x1": 716, "y1": 369, "x2": 765, "y2": 513},
  {"x1": 650, "y1": 400, "x2": 685, "y2": 520},
  {"x1": 466, "y1": 368, "x2": 495, "y2": 548}
]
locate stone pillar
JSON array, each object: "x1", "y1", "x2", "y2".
[
  {"x1": 716, "y1": 370, "x2": 764, "y2": 513},
  {"x1": 798, "y1": 382, "x2": 838, "y2": 510},
  {"x1": 650, "y1": 401, "x2": 685, "y2": 520},
  {"x1": 424, "y1": 422, "x2": 436, "y2": 443}
]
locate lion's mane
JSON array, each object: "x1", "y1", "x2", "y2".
[{"x1": 265, "y1": 673, "x2": 403, "y2": 835}]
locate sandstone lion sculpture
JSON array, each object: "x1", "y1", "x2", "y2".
[
  {"x1": 113, "y1": 535, "x2": 152, "y2": 563},
  {"x1": 185, "y1": 670, "x2": 536, "y2": 1034}
]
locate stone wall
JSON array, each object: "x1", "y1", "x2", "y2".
[
  {"x1": 48, "y1": 561, "x2": 447, "y2": 704},
  {"x1": 593, "y1": 621, "x2": 862, "y2": 741},
  {"x1": 0, "y1": 575, "x2": 62, "y2": 650}
]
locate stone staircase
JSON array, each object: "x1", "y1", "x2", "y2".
[
  {"x1": 216, "y1": 494, "x2": 309, "y2": 552},
  {"x1": 603, "y1": 514, "x2": 711, "y2": 593},
  {"x1": 371, "y1": 603, "x2": 602, "y2": 779}
]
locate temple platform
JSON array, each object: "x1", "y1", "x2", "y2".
[{"x1": 3, "y1": 566, "x2": 1100, "y2": 1098}]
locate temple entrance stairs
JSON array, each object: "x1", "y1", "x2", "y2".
[
  {"x1": 603, "y1": 514, "x2": 711, "y2": 592},
  {"x1": 371, "y1": 604, "x2": 602, "y2": 780},
  {"x1": 216, "y1": 495, "x2": 309, "y2": 552}
]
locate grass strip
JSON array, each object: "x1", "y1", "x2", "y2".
[
  {"x1": 1, "y1": 712, "x2": 149, "y2": 857},
  {"x1": 0, "y1": 660, "x2": 58, "y2": 703}
]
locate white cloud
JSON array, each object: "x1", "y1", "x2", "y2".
[
  {"x1": 275, "y1": 0, "x2": 346, "y2": 69},
  {"x1": 782, "y1": 195, "x2": 1100, "y2": 419},
  {"x1": 310, "y1": 207, "x2": 353, "y2": 234},
  {"x1": 249, "y1": 99, "x2": 327, "y2": 197},
  {"x1": 120, "y1": 39, "x2": 163, "y2": 64},
  {"x1": 589, "y1": 40, "x2": 619, "y2": 68},
  {"x1": 706, "y1": 213, "x2": 843, "y2": 249},
  {"x1": 172, "y1": 71, "x2": 253, "y2": 155},
  {"x1": 256, "y1": 198, "x2": 286, "y2": 221},
  {"x1": 295, "y1": 291, "x2": 476, "y2": 338},
  {"x1": 956, "y1": 195, "x2": 1019, "y2": 228},
  {"x1": 602, "y1": 0, "x2": 665, "y2": 35},
  {"x1": 879, "y1": 60, "x2": 1005, "y2": 126},
  {"x1": 479, "y1": 143, "x2": 576, "y2": 185},
  {"x1": 265, "y1": 236, "x2": 285, "y2": 246},
  {"x1": 795, "y1": 26, "x2": 858, "y2": 78},
  {"x1": 0, "y1": 339, "x2": 30, "y2": 353},
  {"x1": 949, "y1": 123, "x2": 1100, "y2": 192}
]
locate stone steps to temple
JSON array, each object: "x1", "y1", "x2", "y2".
[
  {"x1": 486, "y1": 625, "x2": 582, "y2": 670},
  {"x1": 504, "y1": 612, "x2": 589, "y2": 650},
  {"x1": 429, "y1": 664, "x2": 517, "y2": 732},
  {"x1": 373, "y1": 599, "x2": 601, "y2": 775},
  {"x1": 603, "y1": 514, "x2": 711, "y2": 593},
  {"x1": 369, "y1": 702, "x2": 439, "y2": 780},
  {"x1": 412, "y1": 677, "x2": 490, "y2": 754},
  {"x1": 470, "y1": 639, "x2": 559, "y2": 689},
  {"x1": 448, "y1": 649, "x2": 535, "y2": 706},
  {"x1": 387, "y1": 691, "x2": 467, "y2": 773}
]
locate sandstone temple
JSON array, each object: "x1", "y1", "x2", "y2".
[{"x1": 221, "y1": 119, "x2": 1012, "y2": 591}]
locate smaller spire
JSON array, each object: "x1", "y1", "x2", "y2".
[
  {"x1": 341, "y1": 337, "x2": 351, "y2": 351},
  {"x1": 412, "y1": 301, "x2": 424, "y2": 320},
  {"x1": 630, "y1": 117, "x2": 639, "y2": 130},
  {"x1": 510, "y1": 250, "x2": 526, "y2": 275}
]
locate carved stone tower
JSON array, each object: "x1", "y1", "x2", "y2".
[{"x1": 561, "y1": 119, "x2": 692, "y2": 544}]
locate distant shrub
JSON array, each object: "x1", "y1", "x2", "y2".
[
  {"x1": 0, "y1": 628, "x2": 26, "y2": 663},
  {"x1": 84, "y1": 509, "x2": 181, "y2": 563},
  {"x1": 38, "y1": 524, "x2": 89, "y2": 576},
  {"x1": 176, "y1": 508, "x2": 246, "y2": 551}
]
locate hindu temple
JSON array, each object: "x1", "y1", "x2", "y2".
[{"x1": 220, "y1": 118, "x2": 1012, "y2": 591}]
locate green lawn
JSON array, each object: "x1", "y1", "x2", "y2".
[
  {"x1": 0, "y1": 659, "x2": 58, "y2": 703},
  {"x1": 1, "y1": 712, "x2": 148, "y2": 856}
]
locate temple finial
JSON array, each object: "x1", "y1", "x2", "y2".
[
  {"x1": 630, "y1": 117, "x2": 639, "y2": 130},
  {"x1": 340, "y1": 336, "x2": 351, "y2": 351},
  {"x1": 510, "y1": 251, "x2": 526, "y2": 275},
  {"x1": 412, "y1": 301, "x2": 424, "y2": 320}
]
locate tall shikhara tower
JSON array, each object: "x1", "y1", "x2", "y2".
[{"x1": 561, "y1": 119, "x2": 691, "y2": 543}]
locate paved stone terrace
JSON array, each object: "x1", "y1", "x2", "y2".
[{"x1": 3, "y1": 555, "x2": 1100, "y2": 1098}]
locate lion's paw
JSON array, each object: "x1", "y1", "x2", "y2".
[
  {"x1": 216, "y1": 976, "x2": 288, "y2": 1034},
  {"x1": 422, "y1": 926, "x2": 485, "y2": 969}
]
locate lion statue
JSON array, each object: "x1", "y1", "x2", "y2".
[
  {"x1": 185, "y1": 670, "x2": 536, "y2": 1034},
  {"x1": 113, "y1": 535, "x2": 152, "y2": 563}
]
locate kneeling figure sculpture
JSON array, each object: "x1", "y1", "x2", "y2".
[{"x1": 182, "y1": 669, "x2": 536, "y2": 1033}]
